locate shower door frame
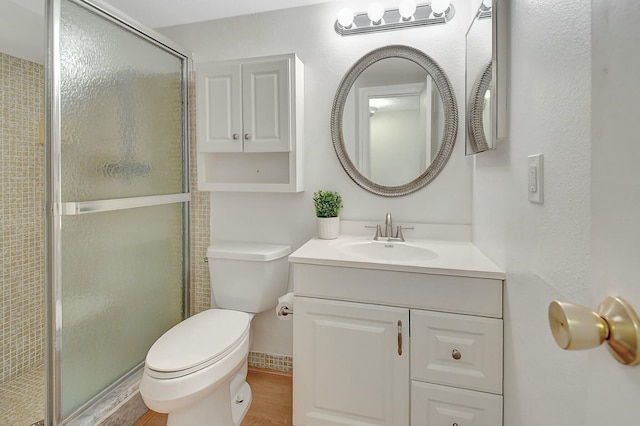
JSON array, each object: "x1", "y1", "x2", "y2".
[{"x1": 44, "y1": 0, "x2": 192, "y2": 424}]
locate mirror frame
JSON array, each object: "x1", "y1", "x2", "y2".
[
  {"x1": 330, "y1": 45, "x2": 458, "y2": 197},
  {"x1": 467, "y1": 62, "x2": 492, "y2": 152}
]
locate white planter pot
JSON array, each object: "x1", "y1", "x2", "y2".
[{"x1": 317, "y1": 217, "x2": 340, "y2": 240}]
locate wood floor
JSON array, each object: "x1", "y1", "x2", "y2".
[{"x1": 134, "y1": 368, "x2": 292, "y2": 426}]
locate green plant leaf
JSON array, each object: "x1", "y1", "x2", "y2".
[{"x1": 313, "y1": 190, "x2": 343, "y2": 218}]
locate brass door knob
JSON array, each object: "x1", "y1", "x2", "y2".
[{"x1": 548, "y1": 297, "x2": 640, "y2": 365}]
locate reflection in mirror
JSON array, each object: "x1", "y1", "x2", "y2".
[
  {"x1": 331, "y1": 45, "x2": 458, "y2": 197},
  {"x1": 465, "y1": 1, "x2": 493, "y2": 154},
  {"x1": 342, "y1": 58, "x2": 445, "y2": 186},
  {"x1": 467, "y1": 62, "x2": 492, "y2": 152}
]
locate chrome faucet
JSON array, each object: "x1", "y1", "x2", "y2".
[
  {"x1": 384, "y1": 213, "x2": 393, "y2": 239},
  {"x1": 365, "y1": 213, "x2": 413, "y2": 242}
]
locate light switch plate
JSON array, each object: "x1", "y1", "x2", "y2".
[{"x1": 528, "y1": 154, "x2": 544, "y2": 204}]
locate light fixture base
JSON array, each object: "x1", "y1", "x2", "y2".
[{"x1": 334, "y1": 3, "x2": 455, "y2": 36}]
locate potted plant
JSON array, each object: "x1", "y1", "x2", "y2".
[{"x1": 313, "y1": 190, "x2": 343, "y2": 239}]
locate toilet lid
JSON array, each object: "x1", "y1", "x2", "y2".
[{"x1": 146, "y1": 309, "x2": 250, "y2": 378}]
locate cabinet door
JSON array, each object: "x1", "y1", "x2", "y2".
[
  {"x1": 242, "y1": 58, "x2": 291, "y2": 152},
  {"x1": 197, "y1": 61, "x2": 243, "y2": 152},
  {"x1": 411, "y1": 381, "x2": 502, "y2": 426},
  {"x1": 293, "y1": 297, "x2": 409, "y2": 426}
]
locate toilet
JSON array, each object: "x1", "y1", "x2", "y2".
[{"x1": 139, "y1": 241, "x2": 291, "y2": 426}]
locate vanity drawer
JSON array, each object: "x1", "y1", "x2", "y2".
[
  {"x1": 411, "y1": 381, "x2": 502, "y2": 426},
  {"x1": 410, "y1": 310, "x2": 503, "y2": 394},
  {"x1": 292, "y1": 264, "x2": 503, "y2": 318}
]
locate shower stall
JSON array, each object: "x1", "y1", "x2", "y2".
[{"x1": 1, "y1": 0, "x2": 191, "y2": 424}]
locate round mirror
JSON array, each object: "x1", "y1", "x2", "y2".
[{"x1": 331, "y1": 45, "x2": 458, "y2": 197}]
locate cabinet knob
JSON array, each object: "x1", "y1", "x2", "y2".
[
  {"x1": 244, "y1": 133, "x2": 250, "y2": 140},
  {"x1": 451, "y1": 349, "x2": 462, "y2": 360},
  {"x1": 232, "y1": 133, "x2": 239, "y2": 140},
  {"x1": 397, "y1": 320, "x2": 403, "y2": 356}
]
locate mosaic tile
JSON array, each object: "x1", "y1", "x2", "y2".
[
  {"x1": 0, "y1": 51, "x2": 45, "y2": 384},
  {"x1": 248, "y1": 351, "x2": 294, "y2": 374}
]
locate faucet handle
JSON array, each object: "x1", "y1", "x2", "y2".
[
  {"x1": 395, "y1": 225, "x2": 414, "y2": 242},
  {"x1": 374, "y1": 225, "x2": 382, "y2": 241}
]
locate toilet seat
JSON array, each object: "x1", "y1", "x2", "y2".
[{"x1": 145, "y1": 309, "x2": 251, "y2": 379}]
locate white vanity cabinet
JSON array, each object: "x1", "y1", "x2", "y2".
[
  {"x1": 291, "y1": 261, "x2": 504, "y2": 426},
  {"x1": 196, "y1": 54, "x2": 304, "y2": 192}
]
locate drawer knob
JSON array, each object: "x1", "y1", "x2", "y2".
[
  {"x1": 451, "y1": 349, "x2": 462, "y2": 360},
  {"x1": 453, "y1": 423, "x2": 459, "y2": 426}
]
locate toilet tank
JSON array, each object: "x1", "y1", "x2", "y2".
[{"x1": 207, "y1": 241, "x2": 291, "y2": 313}]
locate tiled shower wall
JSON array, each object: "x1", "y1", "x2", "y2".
[
  {"x1": 0, "y1": 52, "x2": 45, "y2": 384},
  {"x1": 188, "y1": 72, "x2": 212, "y2": 315}
]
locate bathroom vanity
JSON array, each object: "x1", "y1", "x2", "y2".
[{"x1": 289, "y1": 223, "x2": 505, "y2": 426}]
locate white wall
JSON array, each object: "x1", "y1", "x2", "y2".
[
  {"x1": 0, "y1": 0, "x2": 44, "y2": 64},
  {"x1": 161, "y1": 0, "x2": 475, "y2": 357},
  {"x1": 472, "y1": 0, "x2": 592, "y2": 424}
]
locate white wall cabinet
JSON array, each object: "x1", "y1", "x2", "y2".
[
  {"x1": 196, "y1": 54, "x2": 303, "y2": 192},
  {"x1": 292, "y1": 263, "x2": 504, "y2": 426}
]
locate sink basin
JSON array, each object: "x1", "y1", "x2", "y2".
[{"x1": 338, "y1": 241, "x2": 438, "y2": 262}]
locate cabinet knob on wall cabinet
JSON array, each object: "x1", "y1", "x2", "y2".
[
  {"x1": 548, "y1": 297, "x2": 640, "y2": 365},
  {"x1": 244, "y1": 133, "x2": 250, "y2": 140},
  {"x1": 232, "y1": 133, "x2": 239, "y2": 140}
]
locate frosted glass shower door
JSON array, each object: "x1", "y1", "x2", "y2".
[{"x1": 46, "y1": 0, "x2": 191, "y2": 422}]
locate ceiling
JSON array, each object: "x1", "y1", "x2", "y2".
[
  {"x1": 104, "y1": 0, "x2": 342, "y2": 28},
  {"x1": 1, "y1": 0, "x2": 343, "y2": 63},
  {"x1": 8, "y1": 0, "x2": 343, "y2": 28}
]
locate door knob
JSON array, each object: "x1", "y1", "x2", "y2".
[{"x1": 548, "y1": 296, "x2": 640, "y2": 365}]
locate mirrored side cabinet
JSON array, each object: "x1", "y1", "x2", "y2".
[{"x1": 465, "y1": 0, "x2": 509, "y2": 155}]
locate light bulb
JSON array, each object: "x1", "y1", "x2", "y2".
[
  {"x1": 398, "y1": 0, "x2": 417, "y2": 20},
  {"x1": 367, "y1": 2, "x2": 385, "y2": 24},
  {"x1": 430, "y1": 0, "x2": 450, "y2": 15},
  {"x1": 337, "y1": 8, "x2": 355, "y2": 28}
]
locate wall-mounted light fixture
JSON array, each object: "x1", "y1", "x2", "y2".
[
  {"x1": 477, "y1": 0, "x2": 492, "y2": 20},
  {"x1": 335, "y1": 1, "x2": 455, "y2": 36}
]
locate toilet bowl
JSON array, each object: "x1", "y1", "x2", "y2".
[{"x1": 139, "y1": 241, "x2": 291, "y2": 426}]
